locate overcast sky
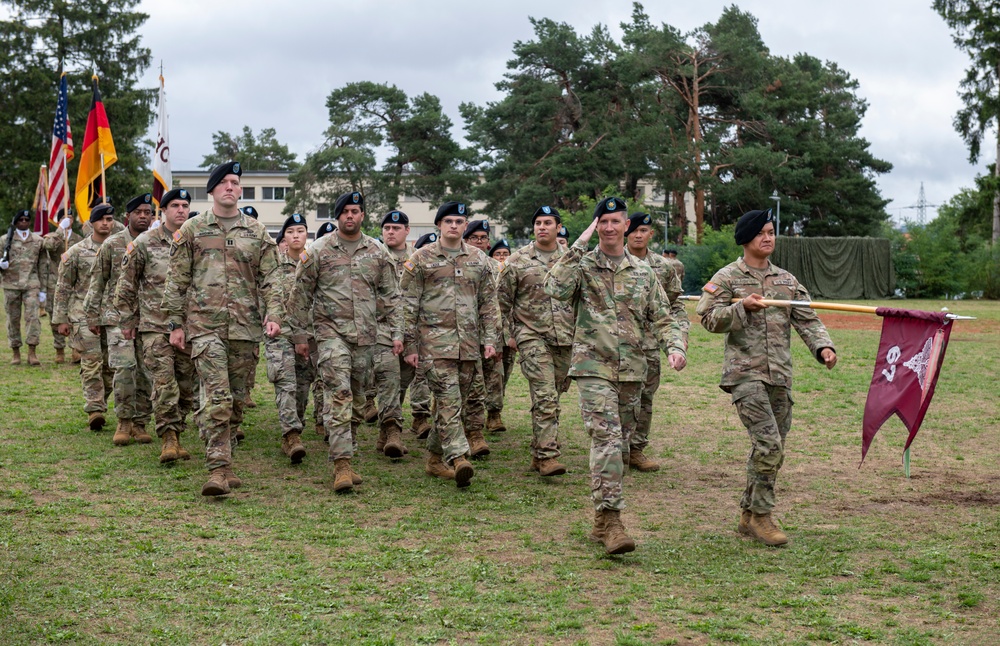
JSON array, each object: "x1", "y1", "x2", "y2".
[{"x1": 137, "y1": 0, "x2": 991, "y2": 224}]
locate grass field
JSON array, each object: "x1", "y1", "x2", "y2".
[{"x1": 0, "y1": 299, "x2": 997, "y2": 645}]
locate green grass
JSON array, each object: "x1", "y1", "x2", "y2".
[{"x1": 0, "y1": 299, "x2": 998, "y2": 644}]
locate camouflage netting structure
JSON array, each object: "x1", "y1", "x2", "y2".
[{"x1": 771, "y1": 237, "x2": 894, "y2": 299}]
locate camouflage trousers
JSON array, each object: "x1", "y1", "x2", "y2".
[
  {"x1": 316, "y1": 337, "x2": 371, "y2": 460},
  {"x1": 44, "y1": 297, "x2": 67, "y2": 350},
  {"x1": 518, "y1": 340, "x2": 571, "y2": 459},
  {"x1": 309, "y1": 342, "x2": 324, "y2": 425},
  {"x1": 106, "y1": 326, "x2": 153, "y2": 425},
  {"x1": 190, "y1": 334, "x2": 256, "y2": 471},
  {"x1": 424, "y1": 358, "x2": 484, "y2": 464},
  {"x1": 71, "y1": 323, "x2": 112, "y2": 413},
  {"x1": 4, "y1": 288, "x2": 40, "y2": 348},
  {"x1": 731, "y1": 381, "x2": 793, "y2": 514},
  {"x1": 479, "y1": 345, "x2": 514, "y2": 414},
  {"x1": 400, "y1": 356, "x2": 431, "y2": 416},
  {"x1": 576, "y1": 377, "x2": 641, "y2": 512},
  {"x1": 372, "y1": 343, "x2": 403, "y2": 428},
  {"x1": 296, "y1": 342, "x2": 318, "y2": 427},
  {"x1": 246, "y1": 342, "x2": 260, "y2": 393},
  {"x1": 632, "y1": 348, "x2": 661, "y2": 452},
  {"x1": 141, "y1": 332, "x2": 195, "y2": 437},
  {"x1": 263, "y1": 335, "x2": 305, "y2": 437}
]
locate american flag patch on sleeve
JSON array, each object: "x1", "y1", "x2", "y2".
[
  {"x1": 172, "y1": 230, "x2": 183, "y2": 243},
  {"x1": 403, "y1": 260, "x2": 415, "y2": 272},
  {"x1": 703, "y1": 282, "x2": 720, "y2": 294}
]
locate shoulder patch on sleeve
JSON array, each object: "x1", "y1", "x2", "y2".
[
  {"x1": 300, "y1": 250, "x2": 309, "y2": 265},
  {"x1": 703, "y1": 282, "x2": 720, "y2": 294},
  {"x1": 403, "y1": 260, "x2": 416, "y2": 272},
  {"x1": 125, "y1": 241, "x2": 134, "y2": 255},
  {"x1": 172, "y1": 230, "x2": 183, "y2": 243},
  {"x1": 61, "y1": 252, "x2": 69, "y2": 263}
]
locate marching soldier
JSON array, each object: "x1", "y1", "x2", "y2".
[
  {"x1": 163, "y1": 161, "x2": 285, "y2": 496},
  {"x1": 115, "y1": 189, "x2": 196, "y2": 463},
  {"x1": 544, "y1": 197, "x2": 686, "y2": 555},
  {"x1": 1, "y1": 209, "x2": 48, "y2": 365},
  {"x1": 696, "y1": 209, "x2": 836, "y2": 547},
  {"x1": 84, "y1": 193, "x2": 154, "y2": 446},
  {"x1": 54, "y1": 204, "x2": 116, "y2": 430},
  {"x1": 403, "y1": 232, "x2": 437, "y2": 440},
  {"x1": 41, "y1": 213, "x2": 83, "y2": 363}
]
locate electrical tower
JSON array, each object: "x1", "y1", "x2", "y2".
[{"x1": 917, "y1": 182, "x2": 928, "y2": 225}]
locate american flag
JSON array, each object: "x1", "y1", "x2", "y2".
[{"x1": 47, "y1": 73, "x2": 74, "y2": 218}]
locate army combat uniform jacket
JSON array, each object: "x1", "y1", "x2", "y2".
[
  {"x1": 496, "y1": 242, "x2": 574, "y2": 348},
  {"x1": 83, "y1": 227, "x2": 138, "y2": 328},
  {"x1": 53, "y1": 235, "x2": 102, "y2": 326},
  {"x1": 115, "y1": 225, "x2": 177, "y2": 334},
  {"x1": 1, "y1": 231, "x2": 47, "y2": 291}
]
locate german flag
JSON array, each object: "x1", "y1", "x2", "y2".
[{"x1": 74, "y1": 75, "x2": 117, "y2": 222}]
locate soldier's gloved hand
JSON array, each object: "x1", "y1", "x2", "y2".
[
  {"x1": 38, "y1": 292, "x2": 46, "y2": 304},
  {"x1": 0, "y1": 260, "x2": 8, "y2": 270},
  {"x1": 59, "y1": 217, "x2": 72, "y2": 230}
]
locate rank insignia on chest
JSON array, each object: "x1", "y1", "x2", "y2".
[
  {"x1": 454, "y1": 268, "x2": 463, "y2": 277},
  {"x1": 703, "y1": 282, "x2": 720, "y2": 294},
  {"x1": 226, "y1": 239, "x2": 235, "y2": 247}
]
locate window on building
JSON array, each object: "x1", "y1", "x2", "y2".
[
  {"x1": 241, "y1": 187, "x2": 256, "y2": 200},
  {"x1": 190, "y1": 187, "x2": 208, "y2": 201},
  {"x1": 263, "y1": 186, "x2": 290, "y2": 201},
  {"x1": 316, "y1": 203, "x2": 331, "y2": 219}
]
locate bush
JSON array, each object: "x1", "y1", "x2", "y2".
[{"x1": 677, "y1": 225, "x2": 742, "y2": 293}]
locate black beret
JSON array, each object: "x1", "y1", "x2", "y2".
[
  {"x1": 126, "y1": 193, "x2": 153, "y2": 213},
  {"x1": 625, "y1": 212, "x2": 653, "y2": 238},
  {"x1": 664, "y1": 246, "x2": 678, "y2": 255},
  {"x1": 206, "y1": 161, "x2": 241, "y2": 193},
  {"x1": 90, "y1": 204, "x2": 114, "y2": 220},
  {"x1": 557, "y1": 225, "x2": 568, "y2": 239},
  {"x1": 593, "y1": 196, "x2": 627, "y2": 220},
  {"x1": 463, "y1": 219, "x2": 490, "y2": 239},
  {"x1": 434, "y1": 201, "x2": 467, "y2": 225},
  {"x1": 734, "y1": 209, "x2": 774, "y2": 245},
  {"x1": 333, "y1": 191, "x2": 364, "y2": 219},
  {"x1": 316, "y1": 221, "x2": 337, "y2": 239},
  {"x1": 278, "y1": 213, "x2": 308, "y2": 243},
  {"x1": 188, "y1": 211, "x2": 200, "y2": 219},
  {"x1": 241, "y1": 205, "x2": 259, "y2": 220},
  {"x1": 414, "y1": 232, "x2": 438, "y2": 249},
  {"x1": 159, "y1": 188, "x2": 191, "y2": 207},
  {"x1": 381, "y1": 210, "x2": 409, "y2": 227},
  {"x1": 489, "y1": 239, "x2": 511, "y2": 257},
  {"x1": 532, "y1": 205, "x2": 561, "y2": 224},
  {"x1": 13, "y1": 209, "x2": 31, "y2": 222}
]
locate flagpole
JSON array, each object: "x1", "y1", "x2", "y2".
[{"x1": 679, "y1": 296, "x2": 976, "y2": 320}]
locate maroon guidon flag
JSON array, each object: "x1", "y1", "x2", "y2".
[{"x1": 860, "y1": 308, "x2": 953, "y2": 463}]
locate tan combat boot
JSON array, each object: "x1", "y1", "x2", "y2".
[
  {"x1": 747, "y1": 512, "x2": 788, "y2": 547},
  {"x1": 243, "y1": 394, "x2": 256, "y2": 409},
  {"x1": 10, "y1": 348, "x2": 21, "y2": 365},
  {"x1": 71, "y1": 349, "x2": 81, "y2": 364},
  {"x1": 282, "y1": 432, "x2": 306, "y2": 464},
  {"x1": 410, "y1": 414, "x2": 431, "y2": 439},
  {"x1": 55, "y1": 348, "x2": 65, "y2": 364},
  {"x1": 113, "y1": 419, "x2": 133, "y2": 446},
  {"x1": 27, "y1": 345, "x2": 41, "y2": 366},
  {"x1": 628, "y1": 449, "x2": 660, "y2": 472},
  {"x1": 362, "y1": 398, "x2": 378, "y2": 424},
  {"x1": 601, "y1": 510, "x2": 636, "y2": 555},
  {"x1": 375, "y1": 427, "x2": 387, "y2": 453},
  {"x1": 382, "y1": 421, "x2": 406, "y2": 459},
  {"x1": 159, "y1": 430, "x2": 180, "y2": 463},
  {"x1": 315, "y1": 421, "x2": 325, "y2": 438},
  {"x1": 201, "y1": 468, "x2": 231, "y2": 496},
  {"x1": 233, "y1": 426, "x2": 245, "y2": 441},
  {"x1": 425, "y1": 454, "x2": 455, "y2": 480},
  {"x1": 333, "y1": 458, "x2": 354, "y2": 492},
  {"x1": 738, "y1": 510, "x2": 752, "y2": 536},
  {"x1": 175, "y1": 433, "x2": 192, "y2": 460},
  {"x1": 130, "y1": 422, "x2": 153, "y2": 444},
  {"x1": 88, "y1": 411, "x2": 106, "y2": 431},
  {"x1": 486, "y1": 411, "x2": 506, "y2": 433},
  {"x1": 223, "y1": 466, "x2": 242, "y2": 489},
  {"x1": 589, "y1": 509, "x2": 606, "y2": 543},
  {"x1": 536, "y1": 456, "x2": 567, "y2": 477},
  {"x1": 466, "y1": 430, "x2": 490, "y2": 458},
  {"x1": 452, "y1": 456, "x2": 474, "y2": 488},
  {"x1": 350, "y1": 466, "x2": 363, "y2": 485}
]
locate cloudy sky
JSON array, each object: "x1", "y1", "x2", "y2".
[{"x1": 138, "y1": 0, "x2": 990, "y2": 224}]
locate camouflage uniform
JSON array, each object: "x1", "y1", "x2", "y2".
[
  {"x1": 370, "y1": 243, "x2": 412, "y2": 431},
  {"x1": 162, "y1": 208, "x2": 285, "y2": 471},
  {"x1": 264, "y1": 251, "x2": 308, "y2": 438},
  {"x1": 497, "y1": 242, "x2": 575, "y2": 459},
  {"x1": 288, "y1": 233, "x2": 400, "y2": 461},
  {"x1": 544, "y1": 239, "x2": 685, "y2": 511},
  {"x1": 665, "y1": 255, "x2": 685, "y2": 285},
  {"x1": 42, "y1": 229, "x2": 83, "y2": 350},
  {"x1": 54, "y1": 235, "x2": 111, "y2": 412},
  {"x1": 2, "y1": 230, "x2": 47, "y2": 349},
  {"x1": 115, "y1": 225, "x2": 196, "y2": 439},
  {"x1": 696, "y1": 258, "x2": 834, "y2": 514},
  {"x1": 83, "y1": 228, "x2": 152, "y2": 428},
  {"x1": 633, "y1": 251, "x2": 689, "y2": 453},
  {"x1": 401, "y1": 240, "x2": 499, "y2": 464}
]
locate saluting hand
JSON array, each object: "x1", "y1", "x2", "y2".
[{"x1": 576, "y1": 217, "x2": 598, "y2": 246}]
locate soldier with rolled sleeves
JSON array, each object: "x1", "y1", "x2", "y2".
[
  {"x1": 696, "y1": 208, "x2": 836, "y2": 547},
  {"x1": 625, "y1": 212, "x2": 690, "y2": 472},
  {"x1": 115, "y1": 188, "x2": 196, "y2": 463},
  {"x1": 54, "y1": 204, "x2": 116, "y2": 430},
  {"x1": 497, "y1": 205, "x2": 575, "y2": 477},
  {"x1": 41, "y1": 212, "x2": 83, "y2": 363},
  {"x1": 289, "y1": 191, "x2": 402, "y2": 493},
  {"x1": 162, "y1": 161, "x2": 285, "y2": 497},
  {"x1": 1, "y1": 209, "x2": 48, "y2": 365},
  {"x1": 401, "y1": 202, "x2": 500, "y2": 487},
  {"x1": 544, "y1": 197, "x2": 686, "y2": 555},
  {"x1": 83, "y1": 193, "x2": 154, "y2": 446}
]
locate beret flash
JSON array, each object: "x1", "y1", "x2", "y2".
[
  {"x1": 13, "y1": 209, "x2": 31, "y2": 222},
  {"x1": 414, "y1": 232, "x2": 438, "y2": 249},
  {"x1": 557, "y1": 225, "x2": 568, "y2": 239},
  {"x1": 381, "y1": 210, "x2": 409, "y2": 226},
  {"x1": 532, "y1": 205, "x2": 561, "y2": 224},
  {"x1": 240, "y1": 205, "x2": 259, "y2": 220}
]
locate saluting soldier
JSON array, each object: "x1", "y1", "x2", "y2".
[
  {"x1": 83, "y1": 193, "x2": 154, "y2": 446},
  {"x1": 163, "y1": 161, "x2": 285, "y2": 497},
  {"x1": 54, "y1": 204, "x2": 116, "y2": 430},
  {"x1": 401, "y1": 202, "x2": 500, "y2": 488},
  {"x1": 41, "y1": 213, "x2": 83, "y2": 363},
  {"x1": 115, "y1": 189, "x2": 196, "y2": 463},
  {"x1": 696, "y1": 209, "x2": 836, "y2": 547},
  {"x1": 544, "y1": 197, "x2": 686, "y2": 555},
  {"x1": 497, "y1": 206, "x2": 574, "y2": 477},
  {"x1": 289, "y1": 191, "x2": 402, "y2": 493},
  {"x1": 1, "y1": 209, "x2": 48, "y2": 365},
  {"x1": 625, "y1": 212, "x2": 690, "y2": 472}
]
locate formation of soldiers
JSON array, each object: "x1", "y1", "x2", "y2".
[{"x1": 1, "y1": 162, "x2": 837, "y2": 555}]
